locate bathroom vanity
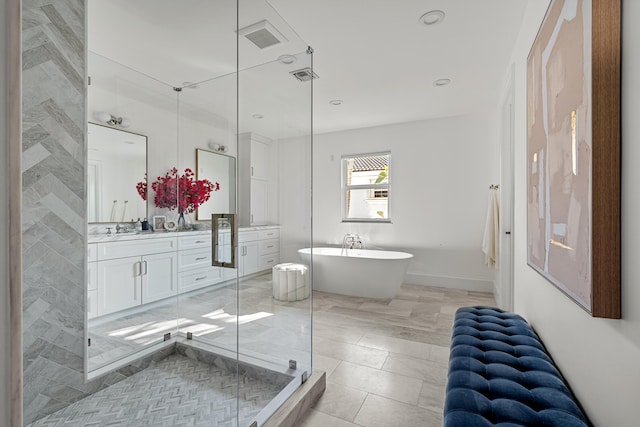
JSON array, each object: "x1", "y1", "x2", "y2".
[{"x1": 87, "y1": 226, "x2": 280, "y2": 319}]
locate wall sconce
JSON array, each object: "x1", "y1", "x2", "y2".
[
  {"x1": 207, "y1": 140, "x2": 228, "y2": 153},
  {"x1": 94, "y1": 111, "x2": 131, "y2": 128}
]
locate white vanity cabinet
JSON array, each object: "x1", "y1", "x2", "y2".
[
  {"x1": 87, "y1": 244, "x2": 98, "y2": 319},
  {"x1": 97, "y1": 257, "x2": 143, "y2": 314},
  {"x1": 178, "y1": 232, "x2": 222, "y2": 294},
  {"x1": 238, "y1": 231, "x2": 259, "y2": 276},
  {"x1": 238, "y1": 228, "x2": 280, "y2": 275},
  {"x1": 95, "y1": 236, "x2": 178, "y2": 316},
  {"x1": 88, "y1": 226, "x2": 279, "y2": 318}
]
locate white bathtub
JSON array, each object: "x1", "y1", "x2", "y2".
[{"x1": 298, "y1": 247, "x2": 413, "y2": 299}]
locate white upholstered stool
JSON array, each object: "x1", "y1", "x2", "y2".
[{"x1": 272, "y1": 263, "x2": 310, "y2": 301}]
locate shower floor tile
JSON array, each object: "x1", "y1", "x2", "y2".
[{"x1": 28, "y1": 353, "x2": 284, "y2": 427}]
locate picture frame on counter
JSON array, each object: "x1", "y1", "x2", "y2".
[{"x1": 152, "y1": 215, "x2": 166, "y2": 231}]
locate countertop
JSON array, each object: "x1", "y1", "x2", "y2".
[{"x1": 88, "y1": 225, "x2": 280, "y2": 244}]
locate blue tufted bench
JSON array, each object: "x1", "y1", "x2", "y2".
[{"x1": 444, "y1": 306, "x2": 590, "y2": 427}]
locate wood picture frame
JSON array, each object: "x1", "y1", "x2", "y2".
[{"x1": 526, "y1": 0, "x2": 621, "y2": 318}]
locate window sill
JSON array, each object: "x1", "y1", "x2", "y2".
[{"x1": 341, "y1": 219, "x2": 392, "y2": 224}]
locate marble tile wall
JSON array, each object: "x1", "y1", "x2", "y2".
[
  {"x1": 21, "y1": 1, "x2": 174, "y2": 423},
  {"x1": 21, "y1": 0, "x2": 86, "y2": 423}
]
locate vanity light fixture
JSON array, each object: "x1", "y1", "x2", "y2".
[
  {"x1": 329, "y1": 99, "x2": 343, "y2": 106},
  {"x1": 420, "y1": 10, "x2": 445, "y2": 26},
  {"x1": 94, "y1": 111, "x2": 131, "y2": 128},
  {"x1": 207, "y1": 141, "x2": 228, "y2": 153},
  {"x1": 433, "y1": 78, "x2": 452, "y2": 87}
]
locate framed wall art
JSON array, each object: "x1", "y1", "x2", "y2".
[{"x1": 526, "y1": 0, "x2": 621, "y2": 318}]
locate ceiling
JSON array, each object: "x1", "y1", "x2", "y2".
[{"x1": 88, "y1": 0, "x2": 529, "y2": 139}]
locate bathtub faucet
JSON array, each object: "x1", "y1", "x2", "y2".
[{"x1": 342, "y1": 233, "x2": 365, "y2": 251}]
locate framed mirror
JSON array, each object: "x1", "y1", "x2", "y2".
[
  {"x1": 196, "y1": 149, "x2": 236, "y2": 220},
  {"x1": 88, "y1": 123, "x2": 148, "y2": 222}
]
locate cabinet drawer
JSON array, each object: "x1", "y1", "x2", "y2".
[
  {"x1": 179, "y1": 267, "x2": 222, "y2": 293},
  {"x1": 88, "y1": 244, "x2": 98, "y2": 262},
  {"x1": 179, "y1": 233, "x2": 211, "y2": 250},
  {"x1": 258, "y1": 229, "x2": 279, "y2": 240},
  {"x1": 98, "y1": 237, "x2": 177, "y2": 260},
  {"x1": 259, "y1": 239, "x2": 279, "y2": 255},
  {"x1": 258, "y1": 253, "x2": 279, "y2": 270},
  {"x1": 238, "y1": 231, "x2": 259, "y2": 243},
  {"x1": 179, "y1": 248, "x2": 212, "y2": 271}
]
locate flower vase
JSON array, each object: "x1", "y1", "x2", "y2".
[{"x1": 177, "y1": 212, "x2": 186, "y2": 231}]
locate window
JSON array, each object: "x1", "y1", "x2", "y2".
[{"x1": 342, "y1": 152, "x2": 390, "y2": 222}]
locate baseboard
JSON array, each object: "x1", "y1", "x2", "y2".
[
  {"x1": 404, "y1": 273, "x2": 494, "y2": 292},
  {"x1": 263, "y1": 371, "x2": 326, "y2": 427}
]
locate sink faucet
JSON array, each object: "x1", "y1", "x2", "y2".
[{"x1": 115, "y1": 224, "x2": 129, "y2": 234}]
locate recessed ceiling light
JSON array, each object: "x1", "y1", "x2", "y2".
[
  {"x1": 420, "y1": 10, "x2": 445, "y2": 26},
  {"x1": 434, "y1": 78, "x2": 451, "y2": 87},
  {"x1": 329, "y1": 99, "x2": 343, "y2": 106},
  {"x1": 278, "y1": 54, "x2": 297, "y2": 65},
  {"x1": 252, "y1": 114, "x2": 264, "y2": 119}
]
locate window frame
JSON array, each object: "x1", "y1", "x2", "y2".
[{"x1": 341, "y1": 151, "x2": 391, "y2": 223}]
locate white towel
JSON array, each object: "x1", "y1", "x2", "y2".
[{"x1": 482, "y1": 189, "x2": 500, "y2": 267}]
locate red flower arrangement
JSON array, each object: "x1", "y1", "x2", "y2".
[{"x1": 136, "y1": 168, "x2": 220, "y2": 214}]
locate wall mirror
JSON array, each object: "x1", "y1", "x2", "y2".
[
  {"x1": 88, "y1": 123, "x2": 148, "y2": 223},
  {"x1": 196, "y1": 148, "x2": 236, "y2": 220}
]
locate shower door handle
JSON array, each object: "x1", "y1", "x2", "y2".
[{"x1": 212, "y1": 213, "x2": 237, "y2": 268}]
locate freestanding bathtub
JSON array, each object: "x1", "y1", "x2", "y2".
[{"x1": 298, "y1": 247, "x2": 414, "y2": 299}]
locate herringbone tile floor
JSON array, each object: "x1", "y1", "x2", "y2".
[{"x1": 28, "y1": 353, "x2": 283, "y2": 427}]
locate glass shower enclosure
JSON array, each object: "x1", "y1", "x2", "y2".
[{"x1": 85, "y1": 0, "x2": 313, "y2": 425}]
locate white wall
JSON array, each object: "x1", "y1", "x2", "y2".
[
  {"x1": 278, "y1": 136, "x2": 312, "y2": 263},
  {"x1": 310, "y1": 112, "x2": 500, "y2": 291},
  {"x1": 1, "y1": 0, "x2": 11, "y2": 423},
  {"x1": 511, "y1": 2, "x2": 640, "y2": 425}
]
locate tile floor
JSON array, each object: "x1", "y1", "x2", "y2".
[
  {"x1": 28, "y1": 352, "x2": 285, "y2": 427},
  {"x1": 88, "y1": 273, "x2": 495, "y2": 427},
  {"x1": 88, "y1": 274, "x2": 311, "y2": 372},
  {"x1": 300, "y1": 284, "x2": 495, "y2": 427}
]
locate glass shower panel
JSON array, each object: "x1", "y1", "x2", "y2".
[
  {"x1": 176, "y1": 71, "x2": 239, "y2": 360},
  {"x1": 86, "y1": 51, "x2": 180, "y2": 374},
  {"x1": 236, "y1": 50, "x2": 313, "y2": 378}
]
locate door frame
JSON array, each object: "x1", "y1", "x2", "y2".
[{"x1": 498, "y1": 64, "x2": 516, "y2": 311}]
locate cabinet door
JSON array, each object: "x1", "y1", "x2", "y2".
[
  {"x1": 87, "y1": 262, "x2": 98, "y2": 319},
  {"x1": 240, "y1": 242, "x2": 259, "y2": 276},
  {"x1": 251, "y1": 140, "x2": 269, "y2": 179},
  {"x1": 142, "y1": 251, "x2": 178, "y2": 304},
  {"x1": 250, "y1": 179, "x2": 268, "y2": 225},
  {"x1": 97, "y1": 257, "x2": 141, "y2": 316}
]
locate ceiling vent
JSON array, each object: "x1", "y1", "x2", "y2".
[
  {"x1": 239, "y1": 19, "x2": 288, "y2": 50},
  {"x1": 290, "y1": 67, "x2": 318, "y2": 82}
]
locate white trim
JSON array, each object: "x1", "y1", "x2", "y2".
[{"x1": 404, "y1": 272, "x2": 495, "y2": 293}]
